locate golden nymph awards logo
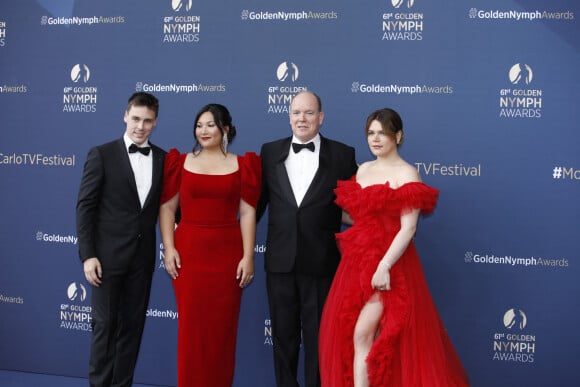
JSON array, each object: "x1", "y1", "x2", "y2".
[
  {"x1": 492, "y1": 308, "x2": 535, "y2": 363},
  {"x1": 499, "y1": 63, "x2": 542, "y2": 119}
]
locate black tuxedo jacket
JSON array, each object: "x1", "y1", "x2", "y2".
[
  {"x1": 257, "y1": 135, "x2": 357, "y2": 276},
  {"x1": 76, "y1": 138, "x2": 166, "y2": 272}
]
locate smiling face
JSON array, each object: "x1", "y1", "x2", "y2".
[
  {"x1": 123, "y1": 105, "x2": 157, "y2": 145},
  {"x1": 289, "y1": 92, "x2": 324, "y2": 143},
  {"x1": 195, "y1": 111, "x2": 224, "y2": 150}
]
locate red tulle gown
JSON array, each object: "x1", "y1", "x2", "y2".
[
  {"x1": 161, "y1": 149, "x2": 261, "y2": 387},
  {"x1": 319, "y1": 178, "x2": 469, "y2": 387}
]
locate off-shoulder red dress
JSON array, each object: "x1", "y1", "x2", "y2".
[
  {"x1": 319, "y1": 178, "x2": 469, "y2": 387},
  {"x1": 161, "y1": 149, "x2": 261, "y2": 387}
]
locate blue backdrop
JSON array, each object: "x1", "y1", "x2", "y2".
[{"x1": 1, "y1": 1, "x2": 579, "y2": 386}]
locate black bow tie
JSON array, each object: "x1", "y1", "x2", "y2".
[
  {"x1": 292, "y1": 142, "x2": 315, "y2": 153},
  {"x1": 129, "y1": 143, "x2": 151, "y2": 156}
]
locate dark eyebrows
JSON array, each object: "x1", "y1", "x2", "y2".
[{"x1": 131, "y1": 115, "x2": 155, "y2": 122}]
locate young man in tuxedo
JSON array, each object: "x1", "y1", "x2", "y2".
[
  {"x1": 76, "y1": 92, "x2": 166, "y2": 387},
  {"x1": 258, "y1": 91, "x2": 358, "y2": 387}
]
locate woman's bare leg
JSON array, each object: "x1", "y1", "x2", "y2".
[{"x1": 353, "y1": 292, "x2": 383, "y2": 387}]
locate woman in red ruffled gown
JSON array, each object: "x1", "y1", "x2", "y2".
[
  {"x1": 159, "y1": 104, "x2": 261, "y2": 387},
  {"x1": 319, "y1": 108, "x2": 468, "y2": 387}
]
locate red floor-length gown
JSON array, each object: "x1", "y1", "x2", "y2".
[
  {"x1": 161, "y1": 149, "x2": 261, "y2": 387},
  {"x1": 319, "y1": 178, "x2": 469, "y2": 387}
]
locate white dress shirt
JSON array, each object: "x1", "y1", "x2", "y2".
[
  {"x1": 285, "y1": 134, "x2": 320, "y2": 206},
  {"x1": 124, "y1": 134, "x2": 152, "y2": 208}
]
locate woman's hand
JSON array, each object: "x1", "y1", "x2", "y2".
[
  {"x1": 237, "y1": 256, "x2": 255, "y2": 288},
  {"x1": 164, "y1": 246, "x2": 181, "y2": 280},
  {"x1": 371, "y1": 260, "x2": 391, "y2": 291}
]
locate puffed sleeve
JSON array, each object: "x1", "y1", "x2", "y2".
[
  {"x1": 397, "y1": 182, "x2": 439, "y2": 216},
  {"x1": 161, "y1": 148, "x2": 185, "y2": 204},
  {"x1": 334, "y1": 175, "x2": 358, "y2": 213},
  {"x1": 239, "y1": 152, "x2": 262, "y2": 208},
  {"x1": 364, "y1": 182, "x2": 439, "y2": 217}
]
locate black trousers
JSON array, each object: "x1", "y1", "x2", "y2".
[
  {"x1": 88, "y1": 262, "x2": 153, "y2": 387},
  {"x1": 266, "y1": 272, "x2": 333, "y2": 387}
]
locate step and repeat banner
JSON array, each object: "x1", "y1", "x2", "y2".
[{"x1": 1, "y1": 1, "x2": 579, "y2": 386}]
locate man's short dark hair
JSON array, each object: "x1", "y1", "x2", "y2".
[{"x1": 126, "y1": 92, "x2": 159, "y2": 118}]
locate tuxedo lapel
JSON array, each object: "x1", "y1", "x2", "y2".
[
  {"x1": 115, "y1": 138, "x2": 141, "y2": 208},
  {"x1": 300, "y1": 136, "x2": 330, "y2": 208},
  {"x1": 142, "y1": 144, "x2": 164, "y2": 209},
  {"x1": 276, "y1": 162, "x2": 298, "y2": 208},
  {"x1": 274, "y1": 138, "x2": 298, "y2": 208}
]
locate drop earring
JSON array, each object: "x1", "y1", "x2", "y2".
[{"x1": 222, "y1": 134, "x2": 229, "y2": 153}]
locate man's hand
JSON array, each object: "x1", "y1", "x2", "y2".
[{"x1": 84, "y1": 257, "x2": 102, "y2": 287}]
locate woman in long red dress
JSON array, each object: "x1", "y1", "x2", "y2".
[
  {"x1": 319, "y1": 108, "x2": 469, "y2": 386},
  {"x1": 159, "y1": 104, "x2": 261, "y2": 386}
]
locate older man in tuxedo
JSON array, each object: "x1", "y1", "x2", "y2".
[
  {"x1": 76, "y1": 92, "x2": 166, "y2": 387},
  {"x1": 258, "y1": 91, "x2": 357, "y2": 387}
]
